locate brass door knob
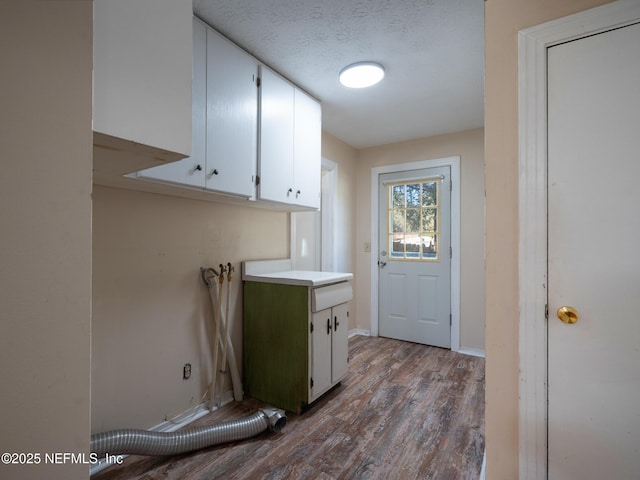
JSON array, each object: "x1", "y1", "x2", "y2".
[{"x1": 557, "y1": 306, "x2": 579, "y2": 324}]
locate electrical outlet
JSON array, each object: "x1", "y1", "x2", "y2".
[{"x1": 183, "y1": 363, "x2": 191, "y2": 380}]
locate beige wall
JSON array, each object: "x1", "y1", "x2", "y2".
[
  {"x1": 92, "y1": 187, "x2": 289, "y2": 432},
  {"x1": 321, "y1": 133, "x2": 358, "y2": 329},
  {"x1": 0, "y1": 2, "x2": 93, "y2": 479},
  {"x1": 484, "y1": 0, "x2": 612, "y2": 477},
  {"x1": 353, "y1": 128, "x2": 485, "y2": 350},
  {"x1": 321, "y1": 133, "x2": 358, "y2": 274},
  {"x1": 292, "y1": 133, "x2": 357, "y2": 273},
  {"x1": 92, "y1": 132, "x2": 358, "y2": 433}
]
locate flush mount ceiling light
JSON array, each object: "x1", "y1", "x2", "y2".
[{"x1": 339, "y1": 62, "x2": 385, "y2": 88}]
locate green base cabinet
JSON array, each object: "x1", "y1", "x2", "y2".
[{"x1": 243, "y1": 281, "x2": 350, "y2": 414}]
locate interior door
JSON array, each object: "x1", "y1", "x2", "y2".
[
  {"x1": 378, "y1": 167, "x2": 451, "y2": 348},
  {"x1": 547, "y1": 21, "x2": 640, "y2": 479}
]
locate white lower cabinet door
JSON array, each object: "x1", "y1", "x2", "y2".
[
  {"x1": 310, "y1": 308, "x2": 332, "y2": 402},
  {"x1": 331, "y1": 303, "x2": 349, "y2": 383},
  {"x1": 310, "y1": 302, "x2": 349, "y2": 402}
]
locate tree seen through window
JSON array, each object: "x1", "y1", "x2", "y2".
[{"x1": 387, "y1": 179, "x2": 440, "y2": 260}]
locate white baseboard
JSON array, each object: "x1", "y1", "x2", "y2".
[
  {"x1": 479, "y1": 449, "x2": 486, "y2": 479},
  {"x1": 205, "y1": 389, "x2": 235, "y2": 414},
  {"x1": 90, "y1": 390, "x2": 234, "y2": 476},
  {"x1": 348, "y1": 328, "x2": 370, "y2": 338},
  {"x1": 458, "y1": 347, "x2": 485, "y2": 358},
  {"x1": 152, "y1": 402, "x2": 211, "y2": 433}
]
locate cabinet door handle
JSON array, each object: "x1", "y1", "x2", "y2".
[
  {"x1": 296, "y1": 189, "x2": 301, "y2": 198},
  {"x1": 327, "y1": 318, "x2": 331, "y2": 335},
  {"x1": 211, "y1": 169, "x2": 219, "y2": 175},
  {"x1": 287, "y1": 188, "x2": 293, "y2": 196},
  {"x1": 195, "y1": 164, "x2": 203, "y2": 171},
  {"x1": 334, "y1": 315, "x2": 339, "y2": 331}
]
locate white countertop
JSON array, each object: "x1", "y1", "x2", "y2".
[
  {"x1": 243, "y1": 269, "x2": 353, "y2": 287},
  {"x1": 242, "y1": 259, "x2": 353, "y2": 287}
]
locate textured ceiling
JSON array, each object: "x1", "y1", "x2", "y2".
[{"x1": 193, "y1": 0, "x2": 484, "y2": 149}]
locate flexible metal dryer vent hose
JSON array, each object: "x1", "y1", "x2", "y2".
[{"x1": 91, "y1": 408, "x2": 286, "y2": 457}]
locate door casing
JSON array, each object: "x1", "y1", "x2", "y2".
[
  {"x1": 291, "y1": 157, "x2": 337, "y2": 272},
  {"x1": 517, "y1": 1, "x2": 640, "y2": 478},
  {"x1": 370, "y1": 156, "x2": 460, "y2": 351}
]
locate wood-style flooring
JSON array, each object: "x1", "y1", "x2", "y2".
[{"x1": 92, "y1": 335, "x2": 485, "y2": 480}]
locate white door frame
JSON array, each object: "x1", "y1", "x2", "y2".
[
  {"x1": 370, "y1": 156, "x2": 460, "y2": 351},
  {"x1": 321, "y1": 157, "x2": 338, "y2": 272},
  {"x1": 518, "y1": 2, "x2": 640, "y2": 478},
  {"x1": 290, "y1": 156, "x2": 337, "y2": 271}
]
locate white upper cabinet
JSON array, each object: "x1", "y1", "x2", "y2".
[
  {"x1": 258, "y1": 66, "x2": 296, "y2": 205},
  {"x1": 135, "y1": 17, "x2": 207, "y2": 188},
  {"x1": 125, "y1": 16, "x2": 320, "y2": 210},
  {"x1": 293, "y1": 88, "x2": 322, "y2": 210},
  {"x1": 136, "y1": 18, "x2": 258, "y2": 199},
  {"x1": 258, "y1": 67, "x2": 321, "y2": 209},
  {"x1": 204, "y1": 27, "x2": 258, "y2": 198},
  {"x1": 93, "y1": 0, "x2": 192, "y2": 158}
]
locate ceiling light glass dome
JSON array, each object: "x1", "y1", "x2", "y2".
[{"x1": 339, "y1": 62, "x2": 385, "y2": 88}]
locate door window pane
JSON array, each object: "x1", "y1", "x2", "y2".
[
  {"x1": 422, "y1": 181, "x2": 437, "y2": 206},
  {"x1": 406, "y1": 208, "x2": 420, "y2": 233},
  {"x1": 391, "y1": 234, "x2": 405, "y2": 256},
  {"x1": 422, "y1": 234, "x2": 437, "y2": 259},
  {"x1": 406, "y1": 183, "x2": 421, "y2": 207},
  {"x1": 392, "y1": 210, "x2": 404, "y2": 233},
  {"x1": 421, "y1": 207, "x2": 437, "y2": 232},
  {"x1": 387, "y1": 177, "x2": 441, "y2": 261},
  {"x1": 392, "y1": 185, "x2": 404, "y2": 208}
]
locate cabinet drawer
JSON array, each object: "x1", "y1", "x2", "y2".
[{"x1": 311, "y1": 282, "x2": 352, "y2": 312}]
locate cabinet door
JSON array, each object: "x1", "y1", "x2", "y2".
[
  {"x1": 93, "y1": 0, "x2": 192, "y2": 157},
  {"x1": 310, "y1": 308, "x2": 332, "y2": 402},
  {"x1": 244, "y1": 282, "x2": 309, "y2": 414},
  {"x1": 134, "y1": 16, "x2": 206, "y2": 188},
  {"x1": 205, "y1": 28, "x2": 258, "y2": 198},
  {"x1": 331, "y1": 303, "x2": 349, "y2": 383},
  {"x1": 258, "y1": 66, "x2": 295, "y2": 204},
  {"x1": 293, "y1": 88, "x2": 321, "y2": 209}
]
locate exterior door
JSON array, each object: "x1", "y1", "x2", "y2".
[
  {"x1": 547, "y1": 21, "x2": 640, "y2": 479},
  {"x1": 378, "y1": 166, "x2": 451, "y2": 348}
]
